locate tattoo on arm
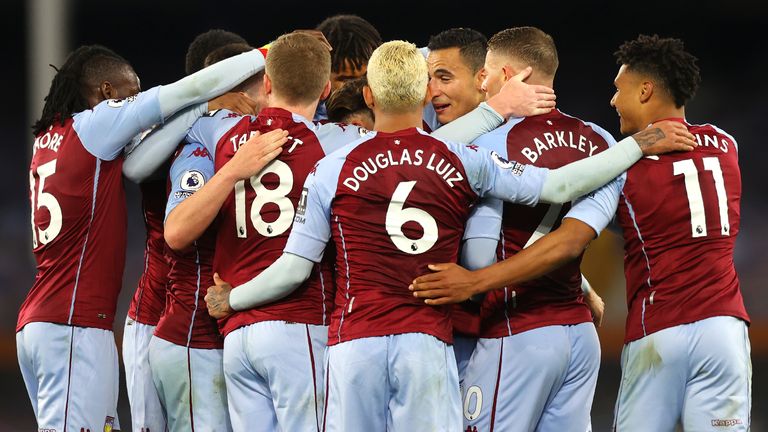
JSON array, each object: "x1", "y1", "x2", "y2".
[{"x1": 633, "y1": 128, "x2": 665, "y2": 149}]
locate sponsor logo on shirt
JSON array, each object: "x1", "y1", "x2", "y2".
[
  {"x1": 294, "y1": 187, "x2": 308, "y2": 224},
  {"x1": 180, "y1": 170, "x2": 205, "y2": 191}
]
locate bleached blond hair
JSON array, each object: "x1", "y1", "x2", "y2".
[{"x1": 366, "y1": 40, "x2": 428, "y2": 113}]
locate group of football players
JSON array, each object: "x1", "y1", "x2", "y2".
[{"x1": 20, "y1": 13, "x2": 750, "y2": 432}]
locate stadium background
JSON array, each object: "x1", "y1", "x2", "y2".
[{"x1": 2, "y1": 0, "x2": 766, "y2": 429}]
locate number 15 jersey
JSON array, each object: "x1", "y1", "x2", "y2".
[{"x1": 185, "y1": 107, "x2": 366, "y2": 336}]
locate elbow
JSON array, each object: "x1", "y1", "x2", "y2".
[
  {"x1": 122, "y1": 163, "x2": 144, "y2": 184},
  {"x1": 553, "y1": 238, "x2": 587, "y2": 263},
  {"x1": 164, "y1": 224, "x2": 192, "y2": 252}
]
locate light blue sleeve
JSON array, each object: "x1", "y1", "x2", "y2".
[
  {"x1": 123, "y1": 102, "x2": 208, "y2": 183},
  {"x1": 185, "y1": 109, "x2": 248, "y2": 157},
  {"x1": 463, "y1": 197, "x2": 503, "y2": 240},
  {"x1": 562, "y1": 122, "x2": 622, "y2": 234},
  {"x1": 283, "y1": 158, "x2": 341, "y2": 262},
  {"x1": 164, "y1": 142, "x2": 215, "y2": 220},
  {"x1": 461, "y1": 237, "x2": 499, "y2": 270},
  {"x1": 449, "y1": 140, "x2": 548, "y2": 207},
  {"x1": 564, "y1": 173, "x2": 625, "y2": 235},
  {"x1": 315, "y1": 121, "x2": 371, "y2": 156},
  {"x1": 72, "y1": 86, "x2": 163, "y2": 161}
]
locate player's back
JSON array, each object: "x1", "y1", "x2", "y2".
[
  {"x1": 473, "y1": 110, "x2": 614, "y2": 337},
  {"x1": 324, "y1": 128, "x2": 478, "y2": 345},
  {"x1": 617, "y1": 119, "x2": 748, "y2": 342},
  {"x1": 20, "y1": 117, "x2": 126, "y2": 331},
  {"x1": 128, "y1": 179, "x2": 169, "y2": 326},
  {"x1": 203, "y1": 107, "x2": 362, "y2": 336}
]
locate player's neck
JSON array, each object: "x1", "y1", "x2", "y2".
[
  {"x1": 267, "y1": 96, "x2": 318, "y2": 122},
  {"x1": 373, "y1": 110, "x2": 423, "y2": 133},
  {"x1": 646, "y1": 105, "x2": 686, "y2": 126}
]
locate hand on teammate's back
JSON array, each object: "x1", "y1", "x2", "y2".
[
  {"x1": 208, "y1": 92, "x2": 260, "y2": 116},
  {"x1": 486, "y1": 66, "x2": 557, "y2": 118},
  {"x1": 219, "y1": 129, "x2": 289, "y2": 181},
  {"x1": 584, "y1": 289, "x2": 605, "y2": 327},
  {"x1": 205, "y1": 273, "x2": 235, "y2": 319},
  {"x1": 633, "y1": 120, "x2": 697, "y2": 156},
  {"x1": 409, "y1": 263, "x2": 479, "y2": 305}
]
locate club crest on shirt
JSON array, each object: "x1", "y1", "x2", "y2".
[
  {"x1": 103, "y1": 415, "x2": 115, "y2": 432},
  {"x1": 180, "y1": 170, "x2": 205, "y2": 191}
]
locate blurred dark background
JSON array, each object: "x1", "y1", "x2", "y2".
[{"x1": 2, "y1": 0, "x2": 766, "y2": 430}]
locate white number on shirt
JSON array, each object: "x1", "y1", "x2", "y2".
[
  {"x1": 29, "y1": 159, "x2": 63, "y2": 247},
  {"x1": 522, "y1": 203, "x2": 563, "y2": 248},
  {"x1": 234, "y1": 160, "x2": 294, "y2": 238},
  {"x1": 673, "y1": 157, "x2": 730, "y2": 238},
  {"x1": 386, "y1": 181, "x2": 438, "y2": 254}
]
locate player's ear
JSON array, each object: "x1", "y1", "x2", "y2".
[
  {"x1": 263, "y1": 73, "x2": 273, "y2": 96},
  {"x1": 501, "y1": 65, "x2": 517, "y2": 83},
  {"x1": 100, "y1": 81, "x2": 116, "y2": 100},
  {"x1": 363, "y1": 85, "x2": 375, "y2": 109},
  {"x1": 639, "y1": 81, "x2": 654, "y2": 103},
  {"x1": 320, "y1": 80, "x2": 331, "y2": 101},
  {"x1": 474, "y1": 67, "x2": 487, "y2": 92}
]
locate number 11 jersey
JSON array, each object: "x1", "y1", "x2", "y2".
[{"x1": 617, "y1": 119, "x2": 749, "y2": 343}]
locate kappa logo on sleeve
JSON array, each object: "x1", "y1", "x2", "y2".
[
  {"x1": 358, "y1": 127, "x2": 369, "y2": 137},
  {"x1": 180, "y1": 170, "x2": 205, "y2": 191}
]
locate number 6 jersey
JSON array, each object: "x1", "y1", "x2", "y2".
[
  {"x1": 286, "y1": 127, "x2": 548, "y2": 346},
  {"x1": 183, "y1": 107, "x2": 366, "y2": 337}
]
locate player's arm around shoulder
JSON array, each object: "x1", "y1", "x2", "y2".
[
  {"x1": 73, "y1": 86, "x2": 163, "y2": 161},
  {"x1": 164, "y1": 129, "x2": 288, "y2": 251}
]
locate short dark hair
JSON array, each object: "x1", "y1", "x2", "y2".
[
  {"x1": 427, "y1": 28, "x2": 487, "y2": 74},
  {"x1": 185, "y1": 29, "x2": 247, "y2": 75},
  {"x1": 204, "y1": 43, "x2": 253, "y2": 67},
  {"x1": 316, "y1": 14, "x2": 382, "y2": 73},
  {"x1": 488, "y1": 27, "x2": 559, "y2": 77},
  {"x1": 614, "y1": 34, "x2": 700, "y2": 108},
  {"x1": 326, "y1": 77, "x2": 372, "y2": 123},
  {"x1": 33, "y1": 45, "x2": 132, "y2": 135},
  {"x1": 204, "y1": 43, "x2": 263, "y2": 92}
]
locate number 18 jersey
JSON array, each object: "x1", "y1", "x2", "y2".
[
  {"x1": 617, "y1": 119, "x2": 749, "y2": 343},
  {"x1": 186, "y1": 107, "x2": 365, "y2": 336}
]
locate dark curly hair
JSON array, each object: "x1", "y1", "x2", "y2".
[
  {"x1": 316, "y1": 15, "x2": 382, "y2": 73},
  {"x1": 32, "y1": 45, "x2": 132, "y2": 135},
  {"x1": 614, "y1": 34, "x2": 700, "y2": 108}
]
